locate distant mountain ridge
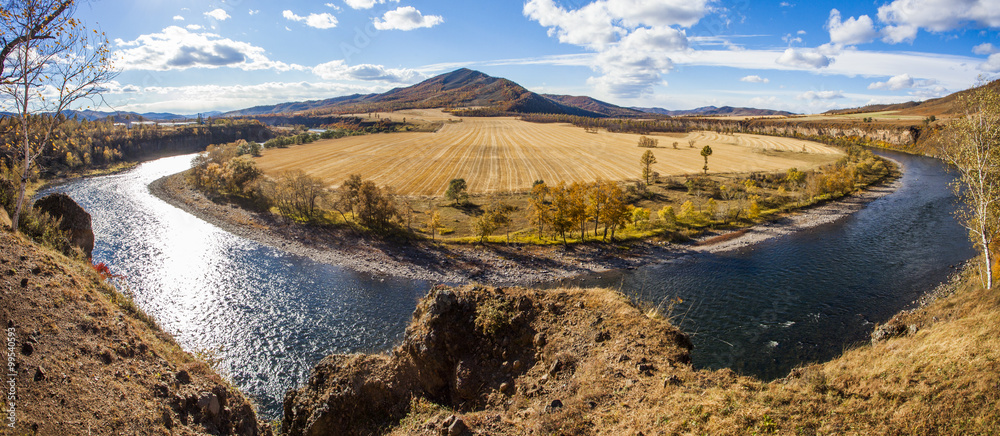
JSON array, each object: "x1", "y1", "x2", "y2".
[
  {"x1": 0, "y1": 110, "x2": 223, "y2": 122},
  {"x1": 826, "y1": 80, "x2": 1000, "y2": 117},
  {"x1": 633, "y1": 106, "x2": 796, "y2": 117},
  {"x1": 224, "y1": 69, "x2": 637, "y2": 118}
]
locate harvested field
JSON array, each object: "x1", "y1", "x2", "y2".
[{"x1": 256, "y1": 110, "x2": 843, "y2": 196}]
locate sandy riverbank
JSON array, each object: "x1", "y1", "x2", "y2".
[{"x1": 148, "y1": 169, "x2": 900, "y2": 287}]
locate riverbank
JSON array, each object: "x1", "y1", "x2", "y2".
[{"x1": 149, "y1": 164, "x2": 900, "y2": 286}]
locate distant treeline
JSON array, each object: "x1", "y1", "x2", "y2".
[
  {"x1": 520, "y1": 113, "x2": 688, "y2": 134},
  {"x1": 233, "y1": 114, "x2": 401, "y2": 130},
  {"x1": 0, "y1": 115, "x2": 273, "y2": 178}
]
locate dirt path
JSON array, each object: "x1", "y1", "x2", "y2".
[{"x1": 148, "y1": 167, "x2": 900, "y2": 287}]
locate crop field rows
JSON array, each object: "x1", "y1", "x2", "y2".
[{"x1": 256, "y1": 112, "x2": 844, "y2": 196}]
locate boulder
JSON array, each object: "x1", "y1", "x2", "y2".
[{"x1": 32, "y1": 193, "x2": 94, "y2": 258}]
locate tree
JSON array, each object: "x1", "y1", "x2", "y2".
[
  {"x1": 599, "y1": 182, "x2": 629, "y2": 241},
  {"x1": 2, "y1": 0, "x2": 116, "y2": 231},
  {"x1": 587, "y1": 180, "x2": 612, "y2": 237},
  {"x1": 637, "y1": 136, "x2": 658, "y2": 148},
  {"x1": 529, "y1": 182, "x2": 550, "y2": 239},
  {"x1": 445, "y1": 178, "x2": 468, "y2": 205},
  {"x1": 701, "y1": 145, "x2": 713, "y2": 175},
  {"x1": 549, "y1": 182, "x2": 574, "y2": 245},
  {"x1": 640, "y1": 150, "x2": 657, "y2": 185},
  {"x1": 336, "y1": 174, "x2": 364, "y2": 219},
  {"x1": 688, "y1": 139, "x2": 696, "y2": 148},
  {"x1": 426, "y1": 210, "x2": 441, "y2": 241},
  {"x1": 567, "y1": 182, "x2": 588, "y2": 239},
  {"x1": 941, "y1": 82, "x2": 1000, "y2": 289}
]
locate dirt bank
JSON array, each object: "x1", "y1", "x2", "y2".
[
  {"x1": 0, "y1": 231, "x2": 271, "y2": 435},
  {"x1": 149, "y1": 169, "x2": 899, "y2": 286}
]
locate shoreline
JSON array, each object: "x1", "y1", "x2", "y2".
[{"x1": 149, "y1": 167, "x2": 901, "y2": 287}]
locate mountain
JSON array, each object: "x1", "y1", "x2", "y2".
[
  {"x1": 542, "y1": 94, "x2": 645, "y2": 117},
  {"x1": 223, "y1": 69, "x2": 624, "y2": 118},
  {"x1": 824, "y1": 80, "x2": 1000, "y2": 117},
  {"x1": 633, "y1": 106, "x2": 796, "y2": 117}
]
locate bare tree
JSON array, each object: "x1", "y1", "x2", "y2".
[
  {"x1": 941, "y1": 81, "x2": 1000, "y2": 289},
  {"x1": 1, "y1": 0, "x2": 116, "y2": 231}
]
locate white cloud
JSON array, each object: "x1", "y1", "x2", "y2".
[
  {"x1": 827, "y1": 9, "x2": 878, "y2": 46},
  {"x1": 783, "y1": 33, "x2": 802, "y2": 44},
  {"x1": 797, "y1": 30, "x2": 806, "y2": 35},
  {"x1": 524, "y1": 0, "x2": 712, "y2": 98},
  {"x1": 880, "y1": 24, "x2": 918, "y2": 43},
  {"x1": 325, "y1": 3, "x2": 342, "y2": 11},
  {"x1": 373, "y1": 6, "x2": 443, "y2": 31},
  {"x1": 283, "y1": 10, "x2": 339, "y2": 29},
  {"x1": 798, "y1": 90, "x2": 844, "y2": 100},
  {"x1": 780, "y1": 2, "x2": 794, "y2": 7},
  {"x1": 249, "y1": 9, "x2": 260, "y2": 16},
  {"x1": 775, "y1": 47, "x2": 832, "y2": 69},
  {"x1": 114, "y1": 26, "x2": 303, "y2": 72},
  {"x1": 173, "y1": 15, "x2": 184, "y2": 21},
  {"x1": 740, "y1": 75, "x2": 769, "y2": 84},
  {"x1": 344, "y1": 0, "x2": 398, "y2": 10},
  {"x1": 313, "y1": 60, "x2": 425, "y2": 83},
  {"x1": 204, "y1": 8, "x2": 231, "y2": 21},
  {"x1": 868, "y1": 73, "x2": 915, "y2": 90},
  {"x1": 974, "y1": 42, "x2": 999, "y2": 55},
  {"x1": 981, "y1": 53, "x2": 1000, "y2": 72},
  {"x1": 877, "y1": 0, "x2": 1000, "y2": 37},
  {"x1": 186, "y1": 24, "x2": 203, "y2": 31}
]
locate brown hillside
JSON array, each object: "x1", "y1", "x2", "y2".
[
  {"x1": 542, "y1": 94, "x2": 646, "y2": 117},
  {"x1": 286, "y1": 266, "x2": 1000, "y2": 435},
  {"x1": 0, "y1": 231, "x2": 270, "y2": 435}
]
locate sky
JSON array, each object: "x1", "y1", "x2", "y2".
[{"x1": 72, "y1": 0, "x2": 1000, "y2": 115}]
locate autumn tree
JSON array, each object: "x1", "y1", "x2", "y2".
[
  {"x1": 599, "y1": 183, "x2": 630, "y2": 241},
  {"x1": 1, "y1": 0, "x2": 116, "y2": 231},
  {"x1": 701, "y1": 145, "x2": 713, "y2": 174},
  {"x1": 640, "y1": 150, "x2": 657, "y2": 185},
  {"x1": 269, "y1": 170, "x2": 328, "y2": 221},
  {"x1": 567, "y1": 182, "x2": 588, "y2": 239},
  {"x1": 426, "y1": 209, "x2": 441, "y2": 241},
  {"x1": 549, "y1": 182, "x2": 575, "y2": 245},
  {"x1": 637, "y1": 135, "x2": 658, "y2": 148},
  {"x1": 941, "y1": 81, "x2": 1000, "y2": 289},
  {"x1": 445, "y1": 178, "x2": 468, "y2": 205},
  {"x1": 335, "y1": 174, "x2": 364, "y2": 220},
  {"x1": 587, "y1": 180, "x2": 613, "y2": 237},
  {"x1": 529, "y1": 181, "x2": 550, "y2": 239}
]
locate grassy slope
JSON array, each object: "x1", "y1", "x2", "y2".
[
  {"x1": 382, "y1": 266, "x2": 999, "y2": 435},
  {"x1": 0, "y1": 231, "x2": 268, "y2": 435}
]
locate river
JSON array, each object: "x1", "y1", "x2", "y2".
[{"x1": 39, "y1": 149, "x2": 975, "y2": 418}]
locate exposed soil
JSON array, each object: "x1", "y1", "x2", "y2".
[
  {"x1": 149, "y1": 170, "x2": 900, "y2": 287},
  {"x1": 0, "y1": 231, "x2": 271, "y2": 435}
]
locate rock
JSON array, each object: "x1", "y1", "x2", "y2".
[
  {"x1": 19, "y1": 278, "x2": 27, "y2": 288},
  {"x1": 175, "y1": 370, "x2": 191, "y2": 384},
  {"x1": 32, "y1": 193, "x2": 95, "y2": 258},
  {"x1": 663, "y1": 374, "x2": 683, "y2": 387},
  {"x1": 198, "y1": 392, "x2": 221, "y2": 416},
  {"x1": 153, "y1": 383, "x2": 170, "y2": 398},
  {"x1": 499, "y1": 382, "x2": 511, "y2": 394},
  {"x1": 545, "y1": 399, "x2": 564, "y2": 413},
  {"x1": 512, "y1": 360, "x2": 523, "y2": 371},
  {"x1": 548, "y1": 359, "x2": 562, "y2": 375},
  {"x1": 33, "y1": 366, "x2": 45, "y2": 381},
  {"x1": 447, "y1": 416, "x2": 467, "y2": 436},
  {"x1": 21, "y1": 342, "x2": 33, "y2": 356},
  {"x1": 871, "y1": 318, "x2": 908, "y2": 343}
]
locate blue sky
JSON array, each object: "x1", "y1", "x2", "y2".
[{"x1": 76, "y1": 0, "x2": 1000, "y2": 114}]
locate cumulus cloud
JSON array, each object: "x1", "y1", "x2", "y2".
[
  {"x1": 114, "y1": 26, "x2": 303, "y2": 72},
  {"x1": 868, "y1": 73, "x2": 915, "y2": 90},
  {"x1": 173, "y1": 15, "x2": 184, "y2": 21},
  {"x1": 775, "y1": 47, "x2": 832, "y2": 69},
  {"x1": 827, "y1": 9, "x2": 878, "y2": 46},
  {"x1": 980, "y1": 53, "x2": 1000, "y2": 72},
  {"x1": 186, "y1": 24, "x2": 203, "y2": 31},
  {"x1": 878, "y1": 0, "x2": 1000, "y2": 32},
  {"x1": 524, "y1": 0, "x2": 712, "y2": 98},
  {"x1": 740, "y1": 75, "x2": 769, "y2": 83},
  {"x1": 798, "y1": 90, "x2": 844, "y2": 100},
  {"x1": 974, "y1": 43, "x2": 999, "y2": 55},
  {"x1": 204, "y1": 8, "x2": 230, "y2": 21},
  {"x1": 373, "y1": 6, "x2": 443, "y2": 31},
  {"x1": 283, "y1": 10, "x2": 339, "y2": 29},
  {"x1": 344, "y1": 0, "x2": 398, "y2": 10},
  {"x1": 313, "y1": 60, "x2": 425, "y2": 83}
]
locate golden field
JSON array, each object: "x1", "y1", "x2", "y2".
[{"x1": 255, "y1": 110, "x2": 843, "y2": 196}]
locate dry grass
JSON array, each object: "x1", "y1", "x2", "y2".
[
  {"x1": 255, "y1": 110, "x2": 842, "y2": 196},
  {"x1": 375, "y1": 264, "x2": 1000, "y2": 435}
]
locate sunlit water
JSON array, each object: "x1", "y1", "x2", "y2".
[
  {"x1": 40, "y1": 155, "x2": 429, "y2": 418},
  {"x1": 40, "y1": 149, "x2": 974, "y2": 418}
]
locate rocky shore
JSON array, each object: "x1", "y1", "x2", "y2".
[{"x1": 149, "y1": 169, "x2": 900, "y2": 287}]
